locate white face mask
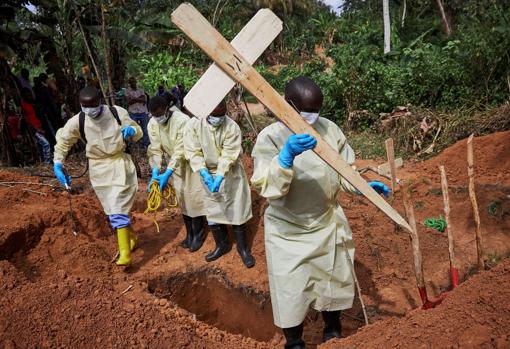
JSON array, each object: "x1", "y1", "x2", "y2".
[
  {"x1": 300, "y1": 111, "x2": 320, "y2": 125},
  {"x1": 152, "y1": 108, "x2": 171, "y2": 124},
  {"x1": 153, "y1": 114, "x2": 170, "y2": 124},
  {"x1": 81, "y1": 106, "x2": 102, "y2": 118},
  {"x1": 208, "y1": 115, "x2": 226, "y2": 127}
]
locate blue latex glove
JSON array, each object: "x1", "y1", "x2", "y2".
[
  {"x1": 121, "y1": 126, "x2": 136, "y2": 140},
  {"x1": 369, "y1": 181, "x2": 391, "y2": 197},
  {"x1": 211, "y1": 175, "x2": 224, "y2": 193},
  {"x1": 199, "y1": 168, "x2": 214, "y2": 191},
  {"x1": 278, "y1": 134, "x2": 317, "y2": 169},
  {"x1": 53, "y1": 162, "x2": 72, "y2": 188},
  {"x1": 158, "y1": 168, "x2": 174, "y2": 191},
  {"x1": 147, "y1": 167, "x2": 160, "y2": 193}
]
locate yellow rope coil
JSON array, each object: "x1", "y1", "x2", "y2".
[{"x1": 144, "y1": 182, "x2": 178, "y2": 233}]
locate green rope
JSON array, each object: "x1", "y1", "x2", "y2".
[{"x1": 423, "y1": 216, "x2": 447, "y2": 233}]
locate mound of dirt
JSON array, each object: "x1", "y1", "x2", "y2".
[
  {"x1": 413, "y1": 130, "x2": 510, "y2": 186},
  {"x1": 321, "y1": 259, "x2": 510, "y2": 349}
]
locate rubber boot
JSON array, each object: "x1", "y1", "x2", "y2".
[
  {"x1": 233, "y1": 224, "x2": 255, "y2": 268},
  {"x1": 129, "y1": 226, "x2": 137, "y2": 252},
  {"x1": 321, "y1": 310, "x2": 341, "y2": 343},
  {"x1": 205, "y1": 224, "x2": 231, "y2": 262},
  {"x1": 283, "y1": 323, "x2": 305, "y2": 349},
  {"x1": 181, "y1": 215, "x2": 193, "y2": 249},
  {"x1": 189, "y1": 216, "x2": 206, "y2": 252},
  {"x1": 116, "y1": 227, "x2": 132, "y2": 266}
]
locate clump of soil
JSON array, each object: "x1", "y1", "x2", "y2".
[{"x1": 0, "y1": 131, "x2": 509, "y2": 348}]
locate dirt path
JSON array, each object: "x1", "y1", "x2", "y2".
[{"x1": 0, "y1": 131, "x2": 509, "y2": 348}]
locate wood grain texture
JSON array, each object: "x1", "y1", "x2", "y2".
[
  {"x1": 384, "y1": 138, "x2": 398, "y2": 193},
  {"x1": 467, "y1": 134, "x2": 484, "y2": 270},
  {"x1": 439, "y1": 165, "x2": 458, "y2": 270},
  {"x1": 183, "y1": 9, "x2": 282, "y2": 118},
  {"x1": 402, "y1": 184, "x2": 425, "y2": 289}
]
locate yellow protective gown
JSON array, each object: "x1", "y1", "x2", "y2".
[
  {"x1": 147, "y1": 106, "x2": 206, "y2": 217},
  {"x1": 184, "y1": 116, "x2": 252, "y2": 225},
  {"x1": 54, "y1": 105, "x2": 142, "y2": 215},
  {"x1": 251, "y1": 117, "x2": 357, "y2": 328}
]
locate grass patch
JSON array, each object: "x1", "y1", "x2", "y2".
[{"x1": 345, "y1": 130, "x2": 387, "y2": 159}]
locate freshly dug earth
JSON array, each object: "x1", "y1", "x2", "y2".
[
  {"x1": 0, "y1": 131, "x2": 509, "y2": 348},
  {"x1": 322, "y1": 260, "x2": 510, "y2": 349}
]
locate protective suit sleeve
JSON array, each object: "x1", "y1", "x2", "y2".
[
  {"x1": 147, "y1": 120, "x2": 163, "y2": 169},
  {"x1": 53, "y1": 115, "x2": 81, "y2": 162},
  {"x1": 183, "y1": 119, "x2": 207, "y2": 172},
  {"x1": 167, "y1": 117, "x2": 186, "y2": 170},
  {"x1": 251, "y1": 130, "x2": 295, "y2": 200},
  {"x1": 116, "y1": 106, "x2": 142, "y2": 143},
  {"x1": 337, "y1": 130, "x2": 358, "y2": 194},
  {"x1": 216, "y1": 122, "x2": 242, "y2": 176}
]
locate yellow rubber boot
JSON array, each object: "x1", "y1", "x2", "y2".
[
  {"x1": 116, "y1": 227, "x2": 132, "y2": 266},
  {"x1": 129, "y1": 227, "x2": 137, "y2": 252}
]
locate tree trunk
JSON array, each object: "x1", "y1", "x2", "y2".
[
  {"x1": 110, "y1": 40, "x2": 126, "y2": 86},
  {"x1": 77, "y1": 17, "x2": 108, "y2": 104},
  {"x1": 101, "y1": 3, "x2": 114, "y2": 105},
  {"x1": 436, "y1": 0, "x2": 451, "y2": 37},
  {"x1": 0, "y1": 57, "x2": 19, "y2": 167},
  {"x1": 401, "y1": 0, "x2": 407, "y2": 28},
  {"x1": 383, "y1": 0, "x2": 391, "y2": 54}
]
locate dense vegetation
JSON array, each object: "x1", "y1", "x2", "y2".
[{"x1": 1, "y1": 0, "x2": 509, "y2": 153}]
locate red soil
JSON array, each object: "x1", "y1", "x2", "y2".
[{"x1": 0, "y1": 131, "x2": 509, "y2": 348}]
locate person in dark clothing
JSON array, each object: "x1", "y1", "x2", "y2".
[
  {"x1": 20, "y1": 88, "x2": 52, "y2": 163},
  {"x1": 34, "y1": 74, "x2": 62, "y2": 131},
  {"x1": 171, "y1": 82, "x2": 187, "y2": 110}
]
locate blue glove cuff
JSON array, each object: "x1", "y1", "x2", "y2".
[{"x1": 278, "y1": 152, "x2": 292, "y2": 169}]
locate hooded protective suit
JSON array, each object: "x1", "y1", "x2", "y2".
[
  {"x1": 54, "y1": 105, "x2": 142, "y2": 215},
  {"x1": 184, "y1": 116, "x2": 252, "y2": 225},
  {"x1": 147, "y1": 106, "x2": 205, "y2": 217},
  {"x1": 251, "y1": 117, "x2": 357, "y2": 328}
]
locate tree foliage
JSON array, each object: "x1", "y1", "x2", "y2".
[{"x1": 3, "y1": 0, "x2": 510, "y2": 128}]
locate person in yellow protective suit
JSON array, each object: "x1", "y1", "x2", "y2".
[
  {"x1": 53, "y1": 86, "x2": 142, "y2": 266},
  {"x1": 183, "y1": 100, "x2": 255, "y2": 268},
  {"x1": 146, "y1": 96, "x2": 207, "y2": 251},
  {"x1": 251, "y1": 76, "x2": 389, "y2": 347}
]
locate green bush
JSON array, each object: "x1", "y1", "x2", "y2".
[{"x1": 127, "y1": 52, "x2": 200, "y2": 95}]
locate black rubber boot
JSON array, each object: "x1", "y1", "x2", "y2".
[
  {"x1": 189, "y1": 216, "x2": 206, "y2": 252},
  {"x1": 321, "y1": 310, "x2": 341, "y2": 343},
  {"x1": 205, "y1": 224, "x2": 231, "y2": 262},
  {"x1": 233, "y1": 224, "x2": 255, "y2": 268},
  {"x1": 283, "y1": 323, "x2": 305, "y2": 349},
  {"x1": 181, "y1": 215, "x2": 193, "y2": 249}
]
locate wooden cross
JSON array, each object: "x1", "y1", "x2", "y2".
[
  {"x1": 184, "y1": 9, "x2": 282, "y2": 118},
  {"x1": 171, "y1": 3, "x2": 412, "y2": 233}
]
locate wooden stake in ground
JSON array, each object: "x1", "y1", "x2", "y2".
[
  {"x1": 439, "y1": 165, "x2": 459, "y2": 288},
  {"x1": 384, "y1": 138, "x2": 398, "y2": 194},
  {"x1": 467, "y1": 134, "x2": 484, "y2": 271},
  {"x1": 171, "y1": 3, "x2": 412, "y2": 233},
  {"x1": 402, "y1": 183, "x2": 445, "y2": 309},
  {"x1": 401, "y1": 184, "x2": 426, "y2": 299},
  {"x1": 341, "y1": 237, "x2": 369, "y2": 326}
]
